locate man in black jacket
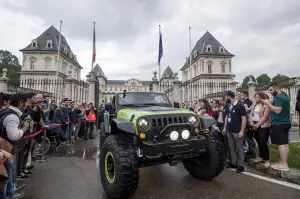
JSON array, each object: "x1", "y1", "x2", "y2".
[
  {"x1": 52, "y1": 102, "x2": 68, "y2": 142},
  {"x1": 70, "y1": 103, "x2": 82, "y2": 141}
]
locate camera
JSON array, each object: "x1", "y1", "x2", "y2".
[{"x1": 23, "y1": 115, "x2": 34, "y2": 134}]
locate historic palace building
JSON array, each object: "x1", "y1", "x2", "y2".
[
  {"x1": 19, "y1": 25, "x2": 88, "y2": 102},
  {"x1": 18, "y1": 25, "x2": 235, "y2": 105},
  {"x1": 90, "y1": 64, "x2": 152, "y2": 103},
  {"x1": 179, "y1": 31, "x2": 235, "y2": 102}
]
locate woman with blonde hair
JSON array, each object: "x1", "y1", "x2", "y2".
[{"x1": 249, "y1": 92, "x2": 271, "y2": 168}]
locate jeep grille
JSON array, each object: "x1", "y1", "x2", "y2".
[{"x1": 151, "y1": 117, "x2": 188, "y2": 133}]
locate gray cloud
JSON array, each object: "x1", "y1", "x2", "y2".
[
  {"x1": 1, "y1": 0, "x2": 179, "y2": 44},
  {"x1": 1, "y1": 0, "x2": 300, "y2": 82}
]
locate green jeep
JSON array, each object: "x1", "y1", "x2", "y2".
[{"x1": 99, "y1": 92, "x2": 224, "y2": 199}]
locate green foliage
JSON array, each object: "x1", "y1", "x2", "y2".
[
  {"x1": 241, "y1": 73, "x2": 290, "y2": 87},
  {"x1": 256, "y1": 73, "x2": 271, "y2": 85},
  {"x1": 272, "y1": 74, "x2": 290, "y2": 83},
  {"x1": 241, "y1": 74, "x2": 256, "y2": 88},
  {"x1": 269, "y1": 143, "x2": 300, "y2": 170},
  {"x1": 0, "y1": 50, "x2": 21, "y2": 79}
]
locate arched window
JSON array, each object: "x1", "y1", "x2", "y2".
[
  {"x1": 206, "y1": 45, "x2": 212, "y2": 52},
  {"x1": 219, "y1": 46, "x2": 225, "y2": 53},
  {"x1": 221, "y1": 65, "x2": 225, "y2": 73},
  {"x1": 208, "y1": 65, "x2": 212, "y2": 73}
]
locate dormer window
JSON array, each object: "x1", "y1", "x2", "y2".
[
  {"x1": 64, "y1": 46, "x2": 68, "y2": 54},
  {"x1": 32, "y1": 39, "x2": 37, "y2": 48},
  {"x1": 219, "y1": 46, "x2": 225, "y2": 53},
  {"x1": 74, "y1": 55, "x2": 77, "y2": 61},
  {"x1": 193, "y1": 51, "x2": 197, "y2": 58},
  {"x1": 46, "y1": 40, "x2": 52, "y2": 48},
  {"x1": 206, "y1": 45, "x2": 212, "y2": 52}
]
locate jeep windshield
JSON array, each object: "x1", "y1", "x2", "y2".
[{"x1": 118, "y1": 92, "x2": 172, "y2": 107}]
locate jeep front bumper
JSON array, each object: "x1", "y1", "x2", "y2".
[{"x1": 141, "y1": 135, "x2": 207, "y2": 161}]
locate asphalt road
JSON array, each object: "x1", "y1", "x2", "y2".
[{"x1": 23, "y1": 136, "x2": 300, "y2": 199}]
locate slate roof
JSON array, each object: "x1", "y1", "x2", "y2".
[
  {"x1": 161, "y1": 66, "x2": 174, "y2": 77},
  {"x1": 192, "y1": 31, "x2": 234, "y2": 57},
  {"x1": 92, "y1": 64, "x2": 106, "y2": 77},
  {"x1": 181, "y1": 31, "x2": 234, "y2": 70},
  {"x1": 107, "y1": 80, "x2": 152, "y2": 85},
  {"x1": 20, "y1": 25, "x2": 82, "y2": 68}
]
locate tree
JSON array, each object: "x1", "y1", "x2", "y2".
[
  {"x1": 272, "y1": 74, "x2": 289, "y2": 83},
  {"x1": 0, "y1": 50, "x2": 21, "y2": 79},
  {"x1": 241, "y1": 74, "x2": 256, "y2": 88},
  {"x1": 256, "y1": 73, "x2": 271, "y2": 85}
]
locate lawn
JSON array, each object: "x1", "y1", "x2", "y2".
[{"x1": 269, "y1": 143, "x2": 300, "y2": 170}]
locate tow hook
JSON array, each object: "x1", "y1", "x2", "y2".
[{"x1": 169, "y1": 160, "x2": 181, "y2": 166}]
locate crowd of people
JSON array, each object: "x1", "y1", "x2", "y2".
[
  {"x1": 0, "y1": 83, "x2": 299, "y2": 198},
  {"x1": 0, "y1": 92, "x2": 98, "y2": 199},
  {"x1": 179, "y1": 83, "x2": 296, "y2": 173}
]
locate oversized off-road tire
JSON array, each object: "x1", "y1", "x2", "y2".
[
  {"x1": 99, "y1": 122, "x2": 107, "y2": 148},
  {"x1": 100, "y1": 135, "x2": 139, "y2": 199},
  {"x1": 182, "y1": 135, "x2": 225, "y2": 181}
]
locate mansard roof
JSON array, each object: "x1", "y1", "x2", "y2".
[
  {"x1": 91, "y1": 64, "x2": 106, "y2": 77},
  {"x1": 20, "y1": 25, "x2": 82, "y2": 68}
]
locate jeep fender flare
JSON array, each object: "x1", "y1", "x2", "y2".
[{"x1": 111, "y1": 118, "x2": 136, "y2": 136}]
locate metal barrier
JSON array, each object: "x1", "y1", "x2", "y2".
[
  {"x1": 3, "y1": 120, "x2": 88, "y2": 196},
  {"x1": 36, "y1": 129, "x2": 49, "y2": 163}
]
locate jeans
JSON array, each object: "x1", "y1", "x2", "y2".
[
  {"x1": 0, "y1": 159, "x2": 14, "y2": 198},
  {"x1": 85, "y1": 122, "x2": 95, "y2": 138},
  {"x1": 74, "y1": 123, "x2": 81, "y2": 138},
  {"x1": 69, "y1": 124, "x2": 74, "y2": 141},
  {"x1": 227, "y1": 132, "x2": 245, "y2": 167},
  {"x1": 56, "y1": 127, "x2": 67, "y2": 142}
]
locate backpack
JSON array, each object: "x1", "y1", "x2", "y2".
[{"x1": 0, "y1": 108, "x2": 19, "y2": 141}]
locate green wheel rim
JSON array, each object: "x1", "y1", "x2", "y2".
[{"x1": 105, "y1": 151, "x2": 115, "y2": 183}]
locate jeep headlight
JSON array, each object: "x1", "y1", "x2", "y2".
[
  {"x1": 170, "y1": 131, "x2": 179, "y2": 141},
  {"x1": 137, "y1": 118, "x2": 149, "y2": 131},
  {"x1": 181, "y1": 129, "x2": 190, "y2": 140},
  {"x1": 188, "y1": 116, "x2": 198, "y2": 126}
]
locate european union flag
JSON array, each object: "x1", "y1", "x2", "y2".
[{"x1": 158, "y1": 27, "x2": 163, "y2": 65}]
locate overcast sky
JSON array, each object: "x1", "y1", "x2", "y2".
[{"x1": 1, "y1": 0, "x2": 300, "y2": 82}]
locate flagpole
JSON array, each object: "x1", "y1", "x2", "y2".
[
  {"x1": 158, "y1": 25, "x2": 161, "y2": 93},
  {"x1": 189, "y1": 26, "x2": 192, "y2": 104},
  {"x1": 92, "y1": 21, "x2": 96, "y2": 70},
  {"x1": 55, "y1": 20, "x2": 63, "y2": 104}
]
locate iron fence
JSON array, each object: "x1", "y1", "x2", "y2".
[{"x1": 7, "y1": 78, "x2": 89, "y2": 103}]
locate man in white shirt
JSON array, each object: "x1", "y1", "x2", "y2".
[{"x1": 0, "y1": 93, "x2": 30, "y2": 199}]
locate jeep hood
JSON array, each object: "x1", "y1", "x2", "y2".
[{"x1": 117, "y1": 106, "x2": 194, "y2": 120}]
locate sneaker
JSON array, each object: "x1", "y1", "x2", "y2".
[
  {"x1": 31, "y1": 156, "x2": 39, "y2": 161},
  {"x1": 7, "y1": 192, "x2": 25, "y2": 199},
  {"x1": 17, "y1": 173, "x2": 30, "y2": 180},
  {"x1": 226, "y1": 163, "x2": 238, "y2": 169},
  {"x1": 23, "y1": 170, "x2": 32, "y2": 175},
  {"x1": 89, "y1": 137, "x2": 95, "y2": 140},
  {"x1": 236, "y1": 166, "x2": 245, "y2": 173},
  {"x1": 26, "y1": 165, "x2": 34, "y2": 170},
  {"x1": 84, "y1": 137, "x2": 88, "y2": 140}
]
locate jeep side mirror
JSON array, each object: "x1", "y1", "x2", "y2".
[
  {"x1": 199, "y1": 116, "x2": 216, "y2": 129},
  {"x1": 105, "y1": 103, "x2": 113, "y2": 110}
]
